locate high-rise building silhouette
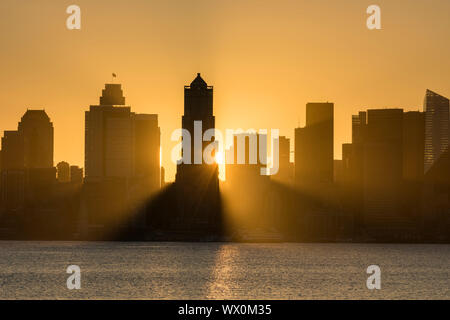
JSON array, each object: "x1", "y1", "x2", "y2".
[
  {"x1": 85, "y1": 84, "x2": 134, "y2": 179},
  {"x1": 1, "y1": 110, "x2": 54, "y2": 171},
  {"x1": 295, "y1": 102, "x2": 334, "y2": 187},
  {"x1": 224, "y1": 133, "x2": 272, "y2": 235},
  {"x1": 85, "y1": 84, "x2": 160, "y2": 183},
  {"x1": 133, "y1": 114, "x2": 160, "y2": 190},
  {"x1": 342, "y1": 108, "x2": 427, "y2": 237},
  {"x1": 82, "y1": 83, "x2": 160, "y2": 237},
  {"x1": 177, "y1": 73, "x2": 216, "y2": 168},
  {"x1": 0, "y1": 110, "x2": 56, "y2": 217},
  {"x1": 1, "y1": 131, "x2": 24, "y2": 170},
  {"x1": 0, "y1": 130, "x2": 25, "y2": 212},
  {"x1": 351, "y1": 111, "x2": 368, "y2": 184},
  {"x1": 363, "y1": 109, "x2": 403, "y2": 227},
  {"x1": 175, "y1": 73, "x2": 220, "y2": 231},
  {"x1": 424, "y1": 89, "x2": 449, "y2": 173},
  {"x1": 403, "y1": 111, "x2": 425, "y2": 182},
  {"x1": 19, "y1": 110, "x2": 54, "y2": 169},
  {"x1": 341, "y1": 111, "x2": 367, "y2": 230},
  {"x1": 271, "y1": 136, "x2": 293, "y2": 185}
]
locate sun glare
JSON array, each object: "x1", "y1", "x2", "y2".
[{"x1": 215, "y1": 151, "x2": 225, "y2": 165}]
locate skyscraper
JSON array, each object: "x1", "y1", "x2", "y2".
[
  {"x1": 84, "y1": 83, "x2": 160, "y2": 183},
  {"x1": 363, "y1": 109, "x2": 403, "y2": 230},
  {"x1": 341, "y1": 112, "x2": 367, "y2": 231},
  {"x1": 424, "y1": 89, "x2": 449, "y2": 173},
  {"x1": 271, "y1": 136, "x2": 293, "y2": 185},
  {"x1": 133, "y1": 114, "x2": 160, "y2": 191},
  {"x1": 177, "y1": 73, "x2": 216, "y2": 167},
  {"x1": 18, "y1": 110, "x2": 54, "y2": 169},
  {"x1": 85, "y1": 84, "x2": 133, "y2": 179},
  {"x1": 1, "y1": 131, "x2": 24, "y2": 170},
  {"x1": 0, "y1": 110, "x2": 55, "y2": 214},
  {"x1": 0, "y1": 130, "x2": 25, "y2": 212},
  {"x1": 224, "y1": 133, "x2": 271, "y2": 234},
  {"x1": 82, "y1": 83, "x2": 160, "y2": 236},
  {"x1": 403, "y1": 111, "x2": 425, "y2": 182},
  {"x1": 175, "y1": 74, "x2": 220, "y2": 231},
  {"x1": 1, "y1": 110, "x2": 54, "y2": 171},
  {"x1": 295, "y1": 102, "x2": 334, "y2": 187}
]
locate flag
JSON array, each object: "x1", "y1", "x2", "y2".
[{"x1": 112, "y1": 73, "x2": 117, "y2": 78}]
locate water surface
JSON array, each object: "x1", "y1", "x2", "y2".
[{"x1": 0, "y1": 241, "x2": 448, "y2": 299}]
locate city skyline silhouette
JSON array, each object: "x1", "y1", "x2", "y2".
[
  {"x1": 0, "y1": 72, "x2": 449, "y2": 242},
  {"x1": 2, "y1": 1, "x2": 450, "y2": 182}
]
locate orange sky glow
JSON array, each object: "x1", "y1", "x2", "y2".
[{"x1": 1, "y1": 0, "x2": 449, "y2": 180}]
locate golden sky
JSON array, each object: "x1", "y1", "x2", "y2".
[{"x1": 1, "y1": 0, "x2": 450, "y2": 180}]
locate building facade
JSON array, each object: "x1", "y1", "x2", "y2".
[
  {"x1": 424, "y1": 89, "x2": 449, "y2": 173},
  {"x1": 175, "y1": 74, "x2": 220, "y2": 233}
]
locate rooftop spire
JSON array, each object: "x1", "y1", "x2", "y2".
[{"x1": 190, "y1": 73, "x2": 208, "y2": 89}]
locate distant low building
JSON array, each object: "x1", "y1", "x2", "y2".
[
  {"x1": 57, "y1": 161, "x2": 70, "y2": 183},
  {"x1": 70, "y1": 166, "x2": 83, "y2": 184}
]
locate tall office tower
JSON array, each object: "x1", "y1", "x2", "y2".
[
  {"x1": 133, "y1": 113, "x2": 160, "y2": 193},
  {"x1": 175, "y1": 74, "x2": 220, "y2": 231},
  {"x1": 1, "y1": 110, "x2": 55, "y2": 213},
  {"x1": 0, "y1": 131, "x2": 25, "y2": 211},
  {"x1": 344, "y1": 112, "x2": 367, "y2": 229},
  {"x1": 424, "y1": 89, "x2": 449, "y2": 173},
  {"x1": 271, "y1": 136, "x2": 293, "y2": 185},
  {"x1": 295, "y1": 102, "x2": 334, "y2": 187},
  {"x1": 350, "y1": 111, "x2": 367, "y2": 186},
  {"x1": 363, "y1": 109, "x2": 403, "y2": 228},
  {"x1": 279, "y1": 136, "x2": 290, "y2": 162},
  {"x1": 341, "y1": 143, "x2": 353, "y2": 184},
  {"x1": 57, "y1": 161, "x2": 71, "y2": 183},
  {"x1": 18, "y1": 110, "x2": 54, "y2": 169},
  {"x1": 85, "y1": 84, "x2": 133, "y2": 180},
  {"x1": 83, "y1": 83, "x2": 160, "y2": 235},
  {"x1": 177, "y1": 73, "x2": 216, "y2": 167},
  {"x1": 1, "y1": 110, "x2": 54, "y2": 170},
  {"x1": 85, "y1": 83, "x2": 161, "y2": 183},
  {"x1": 1, "y1": 131, "x2": 24, "y2": 170},
  {"x1": 352, "y1": 111, "x2": 367, "y2": 144},
  {"x1": 403, "y1": 111, "x2": 425, "y2": 182},
  {"x1": 224, "y1": 133, "x2": 271, "y2": 231}
]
